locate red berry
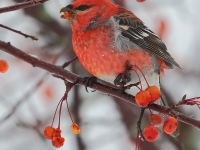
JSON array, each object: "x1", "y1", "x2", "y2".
[
  {"x1": 44, "y1": 126, "x2": 55, "y2": 140},
  {"x1": 71, "y1": 123, "x2": 81, "y2": 134},
  {"x1": 145, "y1": 86, "x2": 160, "y2": 103},
  {"x1": 135, "y1": 91, "x2": 151, "y2": 107},
  {"x1": 53, "y1": 128, "x2": 62, "y2": 138},
  {"x1": 148, "y1": 114, "x2": 162, "y2": 126},
  {"x1": 0, "y1": 60, "x2": 9, "y2": 73},
  {"x1": 163, "y1": 117, "x2": 178, "y2": 134},
  {"x1": 52, "y1": 136, "x2": 65, "y2": 148},
  {"x1": 143, "y1": 125, "x2": 158, "y2": 142}
]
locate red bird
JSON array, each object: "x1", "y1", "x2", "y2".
[{"x1": 60, "y1": 0, "x2": 180, "y2": 136}]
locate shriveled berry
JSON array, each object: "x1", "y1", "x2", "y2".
[
  {"x1": 44, "y1": 126, "x2": 55, "y2": 140},
  {"x1": 135, "y1": 91, "x2": 151, "y2": 107},
  {"x1": 71, "y1": 123, "x2": 81, "y2": 134},
  {"x1": 52, "y1": 137, "x2": 65, "y2": 148},
  {"x1": 0, "y1": 60, "x2": 9, "y2": 73},
  {"x1": 143, "y1": 125, "x2": 158, "y2": 142},
  {"x1": 145, "y1": 86, "x2": 160, "y2": 103},
  {"x1": 148, "y1": 114, "x2": 162, "y2": 126},
  {"x1": 163, "y1": 117, "x2": 178, "y2": 134}
]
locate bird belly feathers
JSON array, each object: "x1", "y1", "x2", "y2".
[{"x1": 72, "y1": 17, "x2": 160, "y2": 88}]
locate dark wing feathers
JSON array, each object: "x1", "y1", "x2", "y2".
[{"x1": 115, "y1": 7, "x2": 180, "y2": 69}]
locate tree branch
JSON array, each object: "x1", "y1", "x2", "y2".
[
  {"x1": 0, "y1": 0, "x2": 48, "y2": 14},
  {"x1": 0, "y1": 24, "x2": 38, "y2": 41},
  {"x1": 0, "y1": 40, "x2": 200, "y2": 131}
]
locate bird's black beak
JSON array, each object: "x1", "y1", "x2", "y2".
[{"x1": 60, "y1": 4, "x2": 73, "y2": 13}]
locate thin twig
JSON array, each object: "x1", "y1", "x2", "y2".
[
  {"x1": 173, "y1": 95, "x2": 200, "y2": 109},
  {"x1": 0, "y1": 24, "x2": 38, "y2": 41},
  {"x1": 1, "y1": 40, "x2": 200, "y2": 130},
  {"x1": 136, "y1": 108, "x2": 145, "y2": 141},
  {"x1": 0, "y1": 0, "x2": 48, "y2": 14},
  {"x1": 62, "y1": 56, "x2": 77, "y2": 68}
]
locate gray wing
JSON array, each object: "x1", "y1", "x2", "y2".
[{"x1": 114, "y1": 7, "x2": 180, "y2": 69}]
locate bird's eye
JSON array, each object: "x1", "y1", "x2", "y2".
[{"x1": 75, "y1": 5, "x2": 92, "y2": 11}]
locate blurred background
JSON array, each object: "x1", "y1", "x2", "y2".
[{"x1": 0, "y1": 0, "x2": 200, "y2": 150}]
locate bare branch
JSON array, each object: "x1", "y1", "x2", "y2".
[
  {"x1": 0, "y1": 0, "x2": 48, "y2": 14},
  {"x1": 0, "y1": 40, "x2": 200, "y2": 131},
  {"x1": 0, "y1": 24, "x2": 38, "y2": 41}
]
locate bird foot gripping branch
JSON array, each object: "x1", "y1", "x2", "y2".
[{"x1": 114, "y1": 61, "x2": 132, "y2": 87}]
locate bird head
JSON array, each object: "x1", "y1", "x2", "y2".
[{"x1": 60, "y1": 0, "x2": 117, "y2": 30}]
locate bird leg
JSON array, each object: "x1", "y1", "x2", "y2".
[
  {"x1": 114, "y1": 61, "x2": 132, "y2": 88},
  {"x1": 114, "y1": 72, "x2": 131, "y2": 88}
]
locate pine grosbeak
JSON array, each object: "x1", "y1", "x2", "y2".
[{"x1": 60, "y1": 0, "x2": 180, "y2": 136}]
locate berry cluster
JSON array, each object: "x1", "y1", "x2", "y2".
[
  {"x1": 43, "y1": 90, "x2": 80, "y2": 148},
  {"x1": 44, "y1": 126, "x2": 65, "y2": 148},
  {"x1": 143, "y1": 114, "x2": 178, "y2": 142},
  {"x1": 133, "y1": 66, "x2": 160, "y2": 107},
  {"x1": 135, "y1": 86, "x2": 160, "y2": 107},
  {"x1": 132, "y1": 66, "x2": 178, "y2": 144}
]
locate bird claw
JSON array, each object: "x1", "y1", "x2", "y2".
[
  {"x1": 114, "y1": 61, "x2": 133, "y2": 88},
  {"x1": 83, "y1": 77, "x2": 97, "y2": 93},
  {"x1": 114, "y1": 72, "x2": 131, "y2": 88}
]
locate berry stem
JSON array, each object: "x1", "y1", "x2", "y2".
[
  {"x1": 135, "y1": 132, "x2": 141, "y2": 150},
  {"x1": 132, "y1": 67, "x2": 142, "y2": 90},
  {"x1": 66, "y1": 97, "x2": 74, "y2": 124},
  {"x1": 51, "y1": 98, "x2": 63, "y2": 127},
  {"x1": 58, "y1": 97, "x2": 65, "y2": 128},
  {"x1": 148, "y1": 107, "x2": 153, "y2": 115},
  {"x1": 136, "y1": 108, "x2": 145, "y2": 141},
  {"x1": 134, "y1": 65, "x2": 150, "y2": 87}
]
